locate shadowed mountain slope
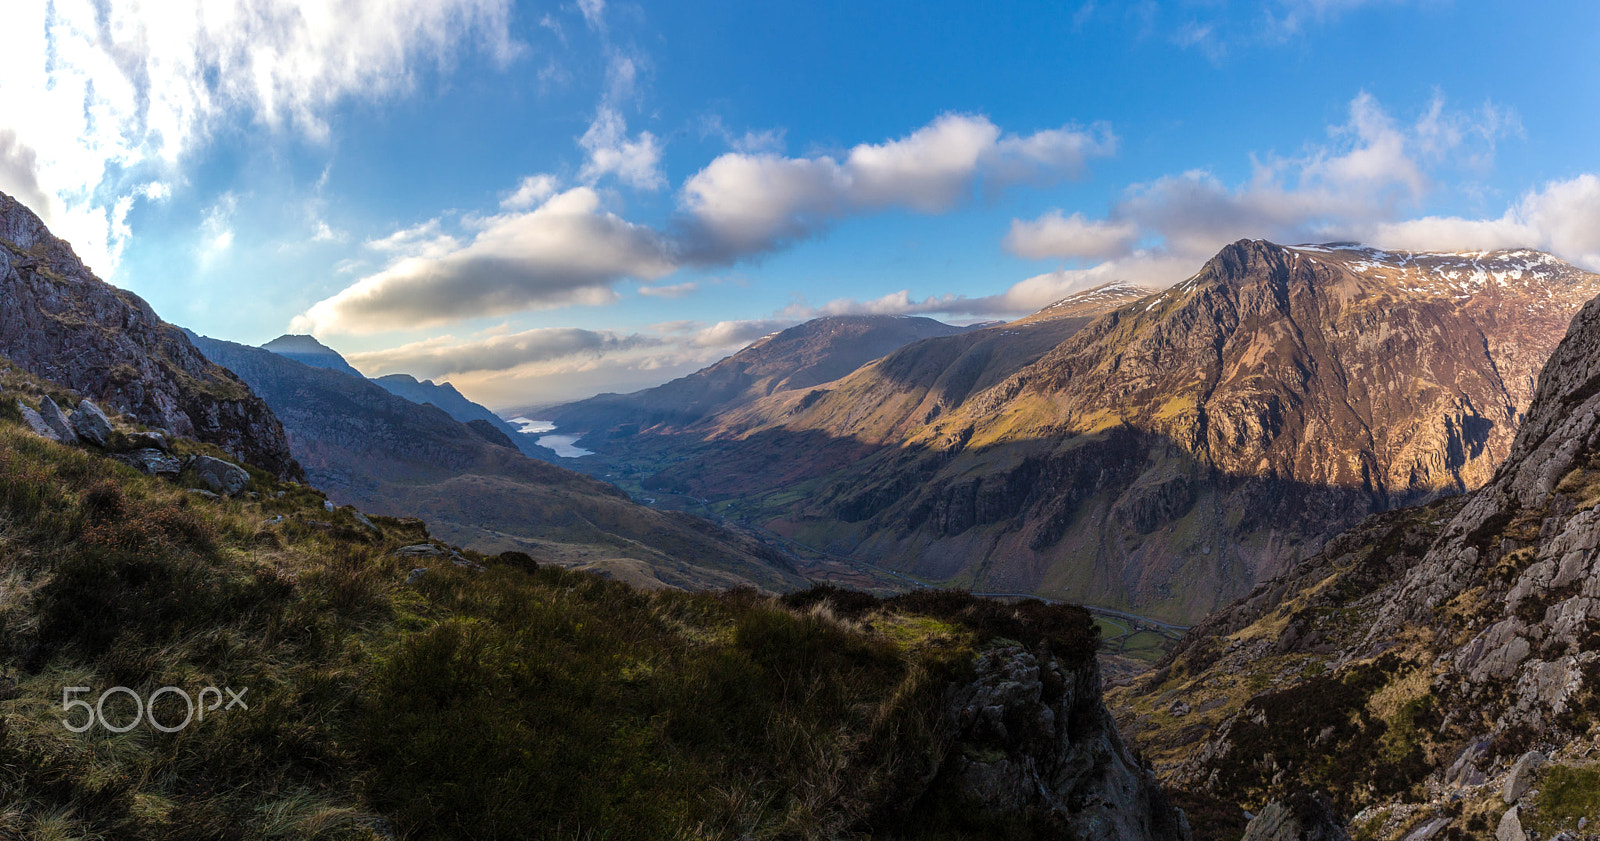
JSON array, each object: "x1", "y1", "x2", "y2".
[
  {"x1": 0, "y1": 191, "x2": 300, "y2": 478},
  {"x1": 193, "y1": 333, "x2": 804, "y2": 592},
  {"x1": 1116, "y1": 281, "x2": 1600, "y2": 840}
]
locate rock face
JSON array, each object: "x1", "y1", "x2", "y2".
[
  {"x1": 941, "y1": 644, "x2": 1191, "y2": 841},
  {"x1": 1116, "y1": 285, "x2": 1600, "y2": 838},
  {"x1": 1241, "y1": 795, "x2": 1351, "y2": 841},
  {"x1": 0, "y1": 190, "x2": 300, "y2": 479},
  {"x1": 113, "y1": 448, "x2": 181, "y2": 476},
  {"x1": 570, "y1": 241, "x2": 1600, "y2": 621}
]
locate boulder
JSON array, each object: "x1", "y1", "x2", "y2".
[
  {"x1": 68, "y1": 399, "x2": 111, "y2": 446},
  {"x1": 191, "y1": 455, "x2": 250, "y2": 496},
  {"x1": 112, "y1": 448, "x2": 181, "y2": 476},
  {"x1": 1496, "y1": 806, "x2": 1526, "y2": 841},
  {"x1": 1241, "y1": 793, "x2": 1350, "y2": 841},
  {"x1": 1503, "y1": 751, "x2": 1547, "y2": 804},
  {"x1": 37, "y1": 396, "x2": 76, "y2": 443},
  {"x1": 18, "y1": 401, "x2": 65, "y2": 442}
]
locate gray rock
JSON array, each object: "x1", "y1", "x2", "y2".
[
  {"x1": 17, "y1": 401, "x2": 65, "y2": 442},
  {"x1": 1402, "y1": 817, "x2": 1450, "y2": 841},
  {"x1": 323, "y1": 499, "x2": 335, "y2": 512},
  {"x1": 1240, "y1": 794, "x2": 1350, "y2": 841},
  {"x1": 351, "y1": 510, "x2": 378, "y2": 532},
  {"x1": 187, "y1": 488, "x2": 221, "y2": 501},
  {"x1": 190, "y1": 455, "x2": 250, "y2": 496},
  {"x1": 405, "y1": 568, "x2": 428, "y2": 585},
  {"x1": 1497, "y1": 806, "x2": 1526, "y2": 841},
  {"x1": 37, "y1": 396, "x2": 76, "y2": 443},
  {"x1": 1503, "y1": 751, "x2": 1548, "y2": 803},
  {"x1": 124, "y1": 430, "x2": 168, "y2": 451},
  {"x1": 68, "y1": 399, "x2": 111, "y2": 447},
  {"x1": 112, "y1": 448, "x2": 181, "y2": 476}
]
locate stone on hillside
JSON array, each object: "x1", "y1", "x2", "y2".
[
  {"x1": 405, "y1": 568, "x2": 428, "y2": 585},
  {"x1": 124, "y1": 430, "x2": 168, "y2": 451},
  {"x1": 69, "y1": 399, "x2": 112, "y2": 447},
  {"x1": 1241, "y1": 794, "x2": 1350, "y2": 841},
  {"x1": 37, "y1": 396, "x2": 76, "y2": 443},
  {"x1": 191, "y1": 455, "x2": 250, "y2": 496},
  {"x1": 1502, "y1": 751, "x2": 1547, "y2": 803},
  {"x1": 18, "y1": 401, "x2": 64, "y2": 442},
  {"x1": 113, "y1": 448, "x2": 180, "y2": 476},
  {"x1": 1497, "y1": 806, "x2": 1526, "y2": 841}
]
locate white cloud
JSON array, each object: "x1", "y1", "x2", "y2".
[
  {"x1": 502, "y1": 174, "x2": 561, "y2": 210},
  {"x1": 1368, "y1": 175, "x2": 1600, "y2": 271},
  {"x1": 578, "y1": 107, "x2": 664, "y2": 190},
  {"x1": 348, "y1": 325, "x2": 657, "y2": 379},
  {"x1": 295, "y1": 187, "x2": 674, "y2": 334},
  {"x1": 678, "y1": 112, "x2": 1116, "y2": 260},
  {"x1": 638, "y1": 281, "x2": 698, "y2": 298},
  {"x1": 0, "y1": 0, "x2": 520, "y2": 278},
  {"x1": 196, "y1": 194, "x2": 238, "y2": 269},
  {"x1": 1008, "y1": 91, "x2": 1523, "y2": 276},
  {"x1": 1005, "y1": 211, "x2": 1140, "y2": 260}
]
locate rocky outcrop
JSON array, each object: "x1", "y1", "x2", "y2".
[
  {"x1": 191, "y1": 455, "x2": 250, "y2": 496},
  {"x1": 941, "y1": 644, "x2": 1191, "y2": 840},
  {"x1": 1118, "y1": 283, "x2": 1600, "y2": 839},
  {"x1": 0, "y1": 190, "x2": 300, "y2": 479},
  {"x1": 1241, "y1": 794, "x2": 1350, "y2": 841}
]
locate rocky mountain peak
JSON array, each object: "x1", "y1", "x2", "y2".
[{"x1": 0, "y1": 190, "x2": 301, "y2": 478}]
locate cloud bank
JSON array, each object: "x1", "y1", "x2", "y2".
[
  {"x1": 0, "y1": 0, "x2": 519, "y2": 278},
  {"x1": 298, "y1": 112, "x2": 1116, "y2": 334}
]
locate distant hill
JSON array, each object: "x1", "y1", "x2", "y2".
[
  {"x1": 261, "y1": 333, "x2": 366, "y2": 379},
  {"x1": 194, "y1": 333, "x2": 804, "y2": 592},
  {"x1": 372, "y1": 373, "x2": 553, "y2": 459},
  {"x1": 541, "y1": 314, "x2": 980, "y2": 435},
  {"x1": 259, "y1": 335, "x2": 556, "y2": 460}
]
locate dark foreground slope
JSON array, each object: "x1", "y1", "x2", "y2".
[
  {"x1": 1116, "y1": 288, "x2": 1600, "y2": 840},
  {"x1": 0, "y1": 363, "x2": 1187, "y2": 840},
  {"x1": 192, "y1": 333, "x2": 804, "y2": 592},
  {"x1": 0, "y1": 192, "x2": 300, "y2": 478}
]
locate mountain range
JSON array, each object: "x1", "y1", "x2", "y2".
[
  {"x1": 546, "y1": 242, "x2": 1600, "y2": 623},
  {"x1": 1114, "y1": 278, "x2": 1600, "y2": 840},
  {"x1": 0, "y1": 185, "x2": 1190, "y2": 841}
]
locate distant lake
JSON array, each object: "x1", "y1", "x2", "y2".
[{"x1": 508, "y1": 417, "x2": 594, "y2": 458}]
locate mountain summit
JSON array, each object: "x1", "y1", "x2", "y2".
[{"x1": 558, "y1": 239, "x2": 1600, "y2": 622}]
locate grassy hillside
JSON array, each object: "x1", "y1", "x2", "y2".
[{"x1": 0, "y1": 363, "x2": 1101, "y2": 840}]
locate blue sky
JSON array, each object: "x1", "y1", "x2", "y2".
[{"x1": 2, "y1": 0, "x2": 1598, "y2": 408}]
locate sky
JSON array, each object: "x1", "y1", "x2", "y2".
[{"x1": 2, "y1": 0, "x2": 1598, "y2": 410}]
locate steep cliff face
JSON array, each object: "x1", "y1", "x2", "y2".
[
  {"x1": 937, "y1": 642, "x2": 1191, "y2": 841},
  {"x1": 612, "y1": 241, "x2": 1600, "y2": 622},
  {"x1": 0, "y1": 191, "x2": 300, "y2": 478},
  {"x1": 1117, "y1": 289, "x2": 1600, "y2": 839}
]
